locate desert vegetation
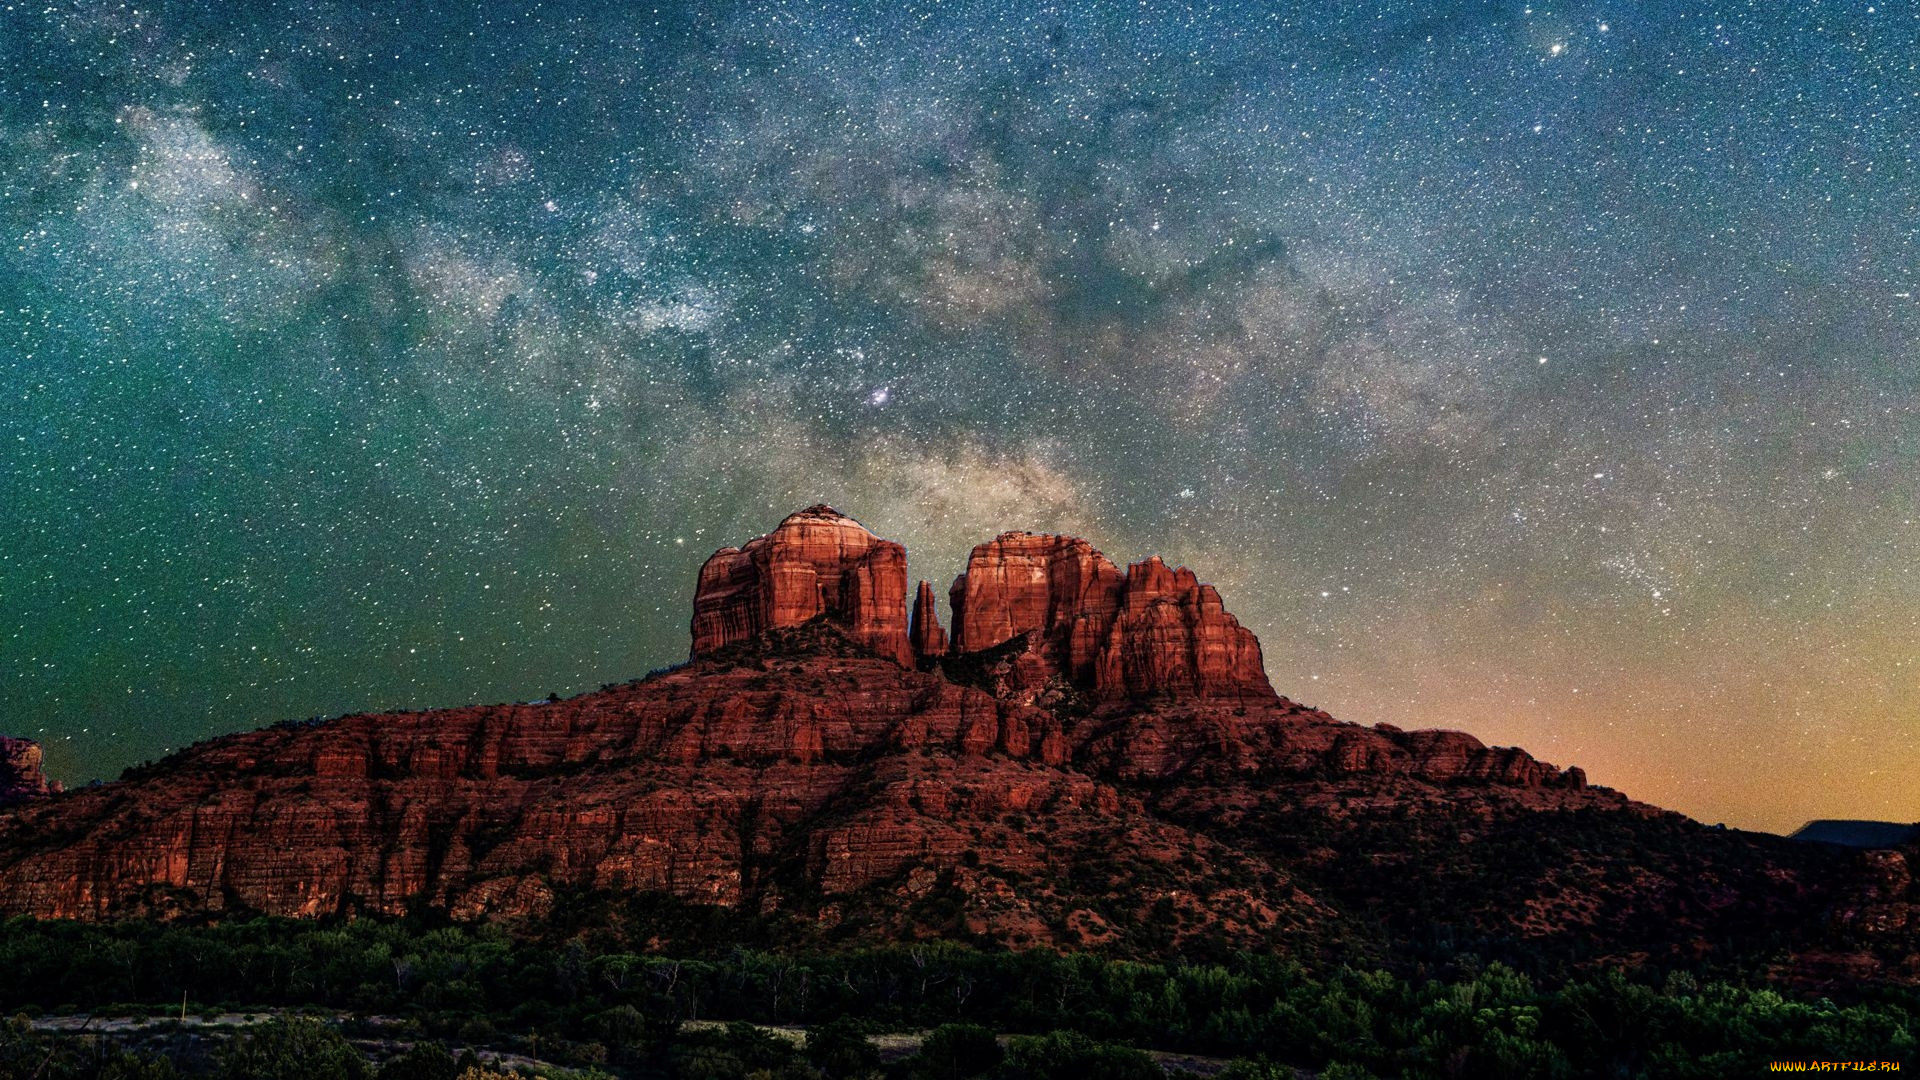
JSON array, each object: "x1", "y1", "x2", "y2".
[{"x1": 0, "y1": 914, "x2": 1911, "y2": 1078}]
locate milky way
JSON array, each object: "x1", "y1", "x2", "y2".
[{"x1": 4, "y1": 1, "x2": 1917, "y2": 832}]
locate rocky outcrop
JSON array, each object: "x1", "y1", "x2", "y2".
[
  {"x1": 948, "y1": 533, "x2": 1123, "y2": 671},
  {"x1": 1093, "y1": 556, "x2": 1272, "y2": 700},
  {"x1": 0, "y1": 737, "x2": 57, "y2": 805},
  {"x1": 1077, "y1": 706, "x2": 1595, "y2": 794},
  {"x1": 1386, "y1": 729, "x2": 1587, "y2": 787},
  {"x1": 909, "y1": 580, "x2": 947, "y2": 662},
  {"x1": 692, "y1": 518, "x2": 1267, "y2": 700},
  {"x1": 2, "y1": 506, "x2": 1910, "y2": 985},
  {"x1": 690, "y1": 506, "x2": 912, "y2": 667},
  {"x1": 946, "y1": 534, "x2": 1272, "y2": 701}
]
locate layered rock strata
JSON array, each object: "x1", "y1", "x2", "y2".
[
  {"x1": 909, "y1": 580, "x2": 948, "y2": 662},
  {"x1": 0, "y1": 632, "x2": 1610, "y2": 926},
  {"x1": 6, "y1": 507, "x2": 1903, "y2": 986},
  {"x1": 690, "y1": 505, "x2": 912, "y2": 667},
  {"x1": 947, "y1": 534, "x2": 1272, "y2": 700}
]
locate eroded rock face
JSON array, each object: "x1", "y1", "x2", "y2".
[
  {"x1": 909, "y1": 580, "x2": 947, "y2": 662},
  {"x1": 694, "y1": 518, "x2": 1269, "y2": 701},
  {"x1": 2, "y1": 506, "x2": 1908, "y2": 984},
  {"x1": 690, "y1": 506, "x2": 912, "y2": 667},
  {"x1": 0, "y1": 627, "x2": 1075, "y2": 921},
  {"x1": 0, "y1": 737, "x2": 57, "y2": 805},
  {"x1": 947, "y1": 535, "x2": 1272, "y2": 701},
  {"x1": 1076, "y1": 703, "x2": 1594, "y2": 794},
  {"x1": 1093, "y1": 556, "x2": 1272, "y2": 701},
  {"x1": 949, "y1": 533, "x2": 1124, "y2": 675},
  {"x1": 0, "y1": 630, "x2": 1620, "y2": 943}
]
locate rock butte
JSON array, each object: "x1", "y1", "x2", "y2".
[
  {"x1": 691, "y1": 505, "x2": 913, "y2": 668},
  {"x1": 695, "y1": 509, "x2": 1273, "y2": 702},
  {"x1": 0, "y1": 508, "x2": 1911, "y2": 984},
  {"x1": 0, "y1": 509, "x2": 1586, "y2": 922}
]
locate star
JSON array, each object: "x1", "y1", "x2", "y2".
[{"x1": 1, "y1": 0, "x2": 1909, "y2": 834}]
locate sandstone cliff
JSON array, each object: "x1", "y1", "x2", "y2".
[
  {"x1": 909, "y1": 580, "x2": 948, "y2": 663},
  {"x1": 0, "y1": 509, "x2": 1907, "y2": 985},
  {"x1": 946, "y1": 534, "x2": 1271, "y2": 701},
  {"x1": 0, "y1": 737, "x2": 57, "y2": 805},
  {"x1": 690, "y1": 506, "x2": 912, "y2": 667},
  {"x1": 0, "y1": 619, "x2": 1613, "y2": 950}
]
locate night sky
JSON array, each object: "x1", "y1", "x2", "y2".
[{"x1": 4, "y1": 1, "x2": 1917, "y2": 834}]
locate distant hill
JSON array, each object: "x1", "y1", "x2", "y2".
[{"x1": 1790, "y1": 819, "x2": 1920, "y2": 848}]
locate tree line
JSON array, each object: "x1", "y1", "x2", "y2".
[{"x1": 0, "y1": 915, "x2": 1911, "y2": 1078}]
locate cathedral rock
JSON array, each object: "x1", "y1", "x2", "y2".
[
  {"x1": 692, "y1": 510, "x2": 1273, "y2": 701},
  {"x1": 947, "y1": 533, "x2": 1273, "y2": 701},
  {"x1": 4, "y1": 505, "x2": 1911, "y2": 994}
]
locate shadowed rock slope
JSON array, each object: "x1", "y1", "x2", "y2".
[{"x1": 0, "y1": 509, "x2": 1913, "y2": 986}]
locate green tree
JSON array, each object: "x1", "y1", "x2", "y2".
[
  {"x1": 377, "y1": 1040, "x2": 459, "y2": 1080},
  {"x1": 912, "y1": 1022, "x2": 1003, "y2": 1079},
  {"x1": 999, "y1": 1030, "x2": 1160, "y2": 1080},
  {"x1": 806, "y1": 1016, "x2": 881, "y2": 1078},
  {"x1": 216, "y1": 1018, "x2": 370, "y2": 1080}
]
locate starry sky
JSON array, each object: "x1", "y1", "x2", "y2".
[{"x1": 4, "y1": 0, "x2": 1917, "y2": 834}]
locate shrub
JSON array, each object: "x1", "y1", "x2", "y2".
[
  {"x1": 912, "y1": 1022, "x2": 1003, "y2": 1079},
  {"x1": 805, "y1": 1015, "x2": 881, "y2": 1077},
  {"x1": 101, "y1": 1054, "x2": 184, "y2": 1080},
  {"x1": 1000, "y1": 1030, "x2": 1160, "y2": 1080},
  {"x1": 377, "y1": 1040, "x2": 459, "y2": 1080},
  {"x1": 1216, "y1": 1060, "x2": 1290, "y2": 1080},
  {"x1": 216, "y1": 1018, "x2": 370, "y2": 1080}
]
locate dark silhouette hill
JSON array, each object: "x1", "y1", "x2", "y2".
[{"x1": 1792, "y1": 820, "x2": 1920, "y2": 849}]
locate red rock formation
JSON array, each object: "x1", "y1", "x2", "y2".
[
  {"x1": 690, "y1": 506, "x2": 912, "y2": 667},
  {"x1": 0, "y1": 736, "x2": 57, "y2": 805},
  {"x1": 1092, "y1": 556, "x2": 1272, "y2": 700},
  {"x1": 0, "y1": 506, "x2": 1906, "y2": 984},
  {"x1": 691, "y1": 517, "x2": 1268, "y2": 700},
  {"x1": 947, "y1": 535, "x2": 1271, "y2": 700},
  {"x1": 0, "y1": 626, "x2": 1614, "y2": 929},
  {"x1": 0, "y1": 626, "x2": 1081, "y2": 921},
  {"x1": 949, "y1": 533, "x2": 1123, "y2": 679},
  {"x1": 909, "y1": 580, "x2": 947, "y2": 662}
]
